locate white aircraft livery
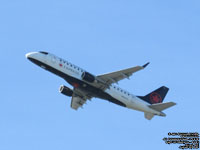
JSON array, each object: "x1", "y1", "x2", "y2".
[{"x1": 26, "y1": 51, "x2": 176, "y2": 120}]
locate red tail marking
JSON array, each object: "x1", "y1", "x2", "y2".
[{"x1": 150, "y1": 92, "x2": 162, "y2": 103}]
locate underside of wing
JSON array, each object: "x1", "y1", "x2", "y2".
[
  {"x1": 70, "y1": 88, "x2": 92, "y2": 110},
  {"x1": 97, "y1": 62, "x2": 149, "y2": 85},
  {"x1": 71, "y1": 94, "x2": 86, "y2": 110}
]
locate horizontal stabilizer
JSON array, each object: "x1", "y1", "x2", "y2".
[
  {"x1": 144, "y1": 113, "x2": 154, "y2": 120},
  {"x1": 149, "y1": 102, "x2": 176, "y2": 112}
]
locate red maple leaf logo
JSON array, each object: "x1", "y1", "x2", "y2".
[{"x1": 150, "y1": 92, "x2": 162, "y2": 103}]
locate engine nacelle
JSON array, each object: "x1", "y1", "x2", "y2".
[
  {"x1": 81, "y1": 71, "x2": 96, "y2": 83},
  {"x1": 59, "y1": 85, "x2": 73, "y2": 97}
]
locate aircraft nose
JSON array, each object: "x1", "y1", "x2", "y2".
[
  {"x1": 25, "y1": 53, "x2": 31, "y2": 58},
  {"x1": 25, "y1": 52, "x2": 38, "y2": 59}
]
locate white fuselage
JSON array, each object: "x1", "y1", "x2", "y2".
[{"x1": 26, "y1": 52, "x2": 162, "y2": 116}]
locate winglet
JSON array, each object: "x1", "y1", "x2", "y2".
[{"x1": 142, "y1": 62, "x2": 150, "y2": 68}]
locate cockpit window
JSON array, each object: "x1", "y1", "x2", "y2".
[{"x1": 39, "y1": 51, "x2": 48, "y2": 55}]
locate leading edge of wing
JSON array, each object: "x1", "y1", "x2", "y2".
[{"x1": 97, "y1": 62, "x2": 150, "y2": 84}]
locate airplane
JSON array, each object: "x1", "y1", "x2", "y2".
[{"x1": 26, "y1": 51, "x2": 176, "y2": 120}]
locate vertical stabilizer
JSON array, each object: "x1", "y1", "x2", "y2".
[{"x1": 138, "y1": 86, "x2": 169, "y2": 104}]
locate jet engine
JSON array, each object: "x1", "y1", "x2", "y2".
[
  {"x1": 59, "y1": 85, "x2": 73, "y2": 97},
  {"x1": 81, "y1": 71, "x2": 96, "y2": 83}
]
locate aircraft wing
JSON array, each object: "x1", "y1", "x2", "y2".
[
  {"x1": 97, "y1": 62, "x2": 149, "y2": 85},
  {"x1": 71, "y1": 94, "x2": 86, "y2": 110},
  {"x1": 70, "y1": 88, "x2": 92, "y2": 110}
]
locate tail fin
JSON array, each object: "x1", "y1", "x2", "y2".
[{"x1": 138, "y1": 86, "x2": 169, "y2": 104}]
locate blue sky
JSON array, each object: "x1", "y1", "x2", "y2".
[{"x1": 0, "y1": 0, "x2": 200, "y2": 149}]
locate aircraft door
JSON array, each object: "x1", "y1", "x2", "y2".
[
  {"x1": 51, "y1": 55, "x2": 56, "y2": 64},
  {"x1": 42, "y1": 53, "x2": 47, "y2": 63},
  {"x1": 49, "y1": 54, "x2": 56, "y2": 64}
]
